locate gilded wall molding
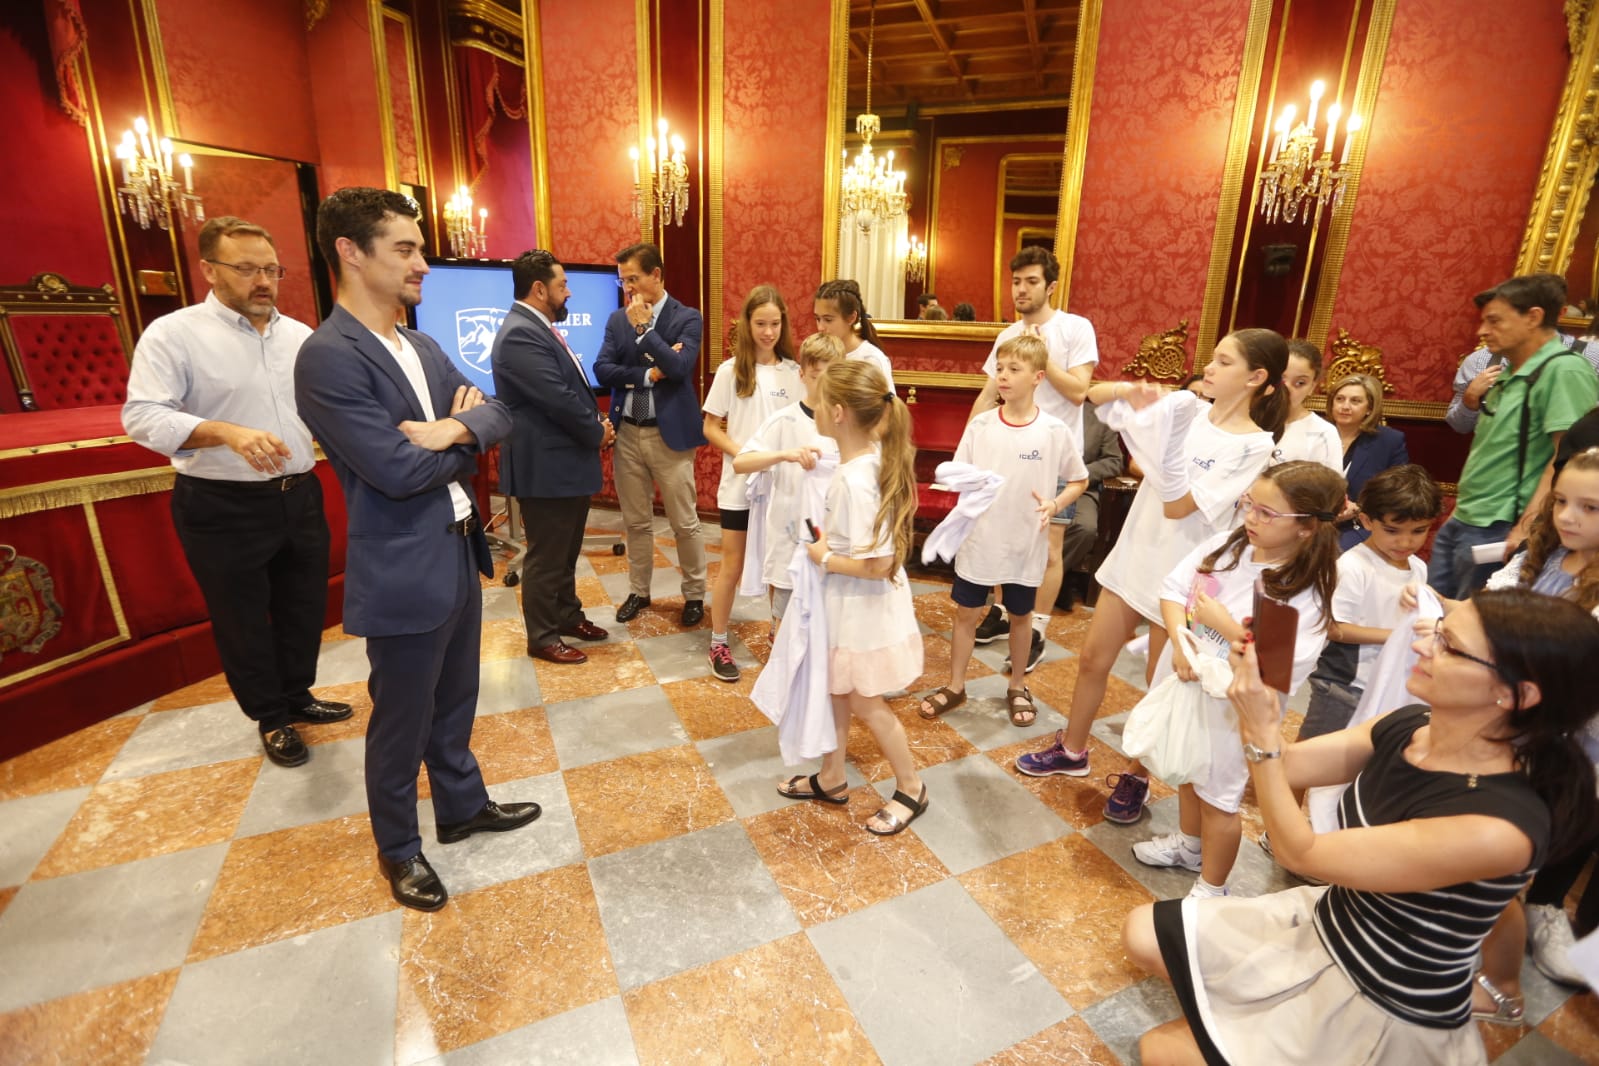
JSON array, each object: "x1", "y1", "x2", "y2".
[
  {"x1": 1051, "y1": 0, "x2": 1101, "y2": 311},
  {"x1": 1324, "y1": 327, "x2": 1393, "y2": 392},
  {"x1": 1124, "y1": 320, "x2": 1191, "y2": 380},
  {"x1": 821, "y1": 0, "x2": 850, "y2": 280},
  {"x1": 522, "y1": 1, "x2": 553, "y2": 246},
  {"x1": 306, "y1": 0, "x2": 330, "y2": 31},
  {"x1": 1517, "y1": 8, "x2": 1599, "y2": 276},
  {"x1": 708, "y1": 0, "x2": 725, "y2": 367},
  {"x1": 368, "y1": 0, "x2": 400, "y2": 189},
  {"x1": 633, "y1": 0, "x2": 654, "y2": 245}
]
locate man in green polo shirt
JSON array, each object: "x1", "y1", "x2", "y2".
[{"x1": 1428, "y1": 273, "x2": 1599, "y2": 597}]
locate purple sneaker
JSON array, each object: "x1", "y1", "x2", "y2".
[
  {"x1": 1103, "y1": 772, "x2": 1150, "y2": 824},
  {"x1": 1015, "y1": 731, "x2": 1089, "y2": 777}
]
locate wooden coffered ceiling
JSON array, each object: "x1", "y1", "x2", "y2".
[{"x1": 846, "y1": 0, "x2": 1080, "y2": 112}]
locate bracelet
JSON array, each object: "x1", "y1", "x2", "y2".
[{"x1": 820, "y1": 550, "x2": 835, "y2": 572}]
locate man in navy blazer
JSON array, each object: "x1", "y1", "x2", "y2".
[
  {"x1": 294, "y1": 188, "x2": 538, "y2": 912},
  {"x1": 594, "y1": 243, "x2": 708, "y2": 627},
  {"x1": 491, "y1": 249, "x2": 614, "y2": 664}
]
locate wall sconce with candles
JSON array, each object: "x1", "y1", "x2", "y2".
[
  {"x1": 1257, "y1": 81, "x2": 1362, "y2": 224},
  {"x1": 629, "y1": 118, "x2": 690, "y2": 232},
  {"x1": 443, "y1": 186, "x2": 488, "y2": 258},
  {"x1": 904, "y1": 234, "x2": 927, "y2": 283},
  {"x1": 113, "y1": 116, "x2": 203, "y2": 231}
]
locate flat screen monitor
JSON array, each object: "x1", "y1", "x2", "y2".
[{"x1": 409, "y1": 258, "x2": 620, "y2": 392}]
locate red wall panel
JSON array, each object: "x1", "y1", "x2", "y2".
[{"x1": 307, "y1": 0, "x2": 387, "y2": 195}]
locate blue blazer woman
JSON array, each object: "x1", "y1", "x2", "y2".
[{"x1": 1340, "y1": 425, "x2": 1409, "y2": 550}]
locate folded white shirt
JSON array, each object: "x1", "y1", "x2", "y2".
[
  {"x1": 1098, "y1": 390, "x2": 1202, "y2": 504},
  {"x1": 920, "y1": 461, "x2": 1005, "y2": 566}
]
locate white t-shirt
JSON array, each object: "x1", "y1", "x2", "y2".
[
  {"x1": 703, "y1": 358, "x2": 802, "y2": 509},
  {"x1": 738, "y1": 400, "x2": 839, "y2": 588},
  {"x1": 952, "y1": 408, "x2": 1088, "y2": 587},
  {"x1": 981, "y1": 310, "x2": 1099, "y2": 446},
  {"x1": 1331, "y1": 542, "x2": 1429, "y2": 692},
  {"x1": 1276, "y1": 412, "x2": 1342, "y2": 473},
  {"x1": 366, "y1": 326, "x2": 473, "y2": 520},
  {"x1": 848, "y1": 339, "x2": 895, "y2": 394}
]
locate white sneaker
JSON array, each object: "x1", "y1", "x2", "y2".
[
  {"x1": 1133, "y1": 832, "x2": 1203, "y2": 872},
  {"x1": 1526, "y1": 903, "x2": 1589, "y2": 987},
  {"x1": 1186, "y1": 879, "x2": 1229, "y2": 900},
  {"x1": 1125, "y1": 633, "x2": 1150, "y2": 658}
]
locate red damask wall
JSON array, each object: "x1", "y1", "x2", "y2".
[
  {"x1": 1326, "y1": 0, "x2": 1567, "y2": 401},
  {"x1": 720, "y1": 0, "x2": 833, "y2": 355},
  {"x1": 1068, "y1": 0, "x2": 1253, "y2": 376},
  {"x1": 308, "y1": 1, "x2": 388, "y2": 196}
]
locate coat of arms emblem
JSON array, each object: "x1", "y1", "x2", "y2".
[
  {"x1": 455, "y1": 306, "x2": 507, "y2": 374},
  {"x1": 0, "y1": 545, "x2": 64, "y2": 662}
]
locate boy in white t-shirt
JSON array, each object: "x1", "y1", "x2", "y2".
[
  {"x1": 921, "y1": 333, "x2": 1089, "y2": 727},
  {"x1": 967, "y1": 246, "x2": 1098, "y2": 670},
  {"x1": 1297, "y1": 464, "x2": 1444, "y2": 742}
]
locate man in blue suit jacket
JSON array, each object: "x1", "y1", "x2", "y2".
[
  {"x1": 491, "y1": 249, "x2": 614, "y2": 664},
  {"x1": 294, "y1": 188, "x2": 538, "y2": 912},
  {"x1": 594, "y1": 242, "x2": 708, "y2": 627}
]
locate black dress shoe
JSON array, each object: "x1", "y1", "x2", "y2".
[
  {"x1": 681, "y1": 599, "x2": 705, "y2": 627},
  {"x1": 561, "y1": 618, "x2": 609, "y2": 641},
  {"x1": 379, "y1": 852, "x2": 448, "y2": 911},
  {"x1": 437, "y1": 800, "x2": 542, "y2": 843},
  {"x1": 289, "y1": 698, "x2": 354, "y2": 725},
  {"x1": 615, "y1": 594, "x2": 651, "y2": 622},
  {"x1": 261, "y1": 725, "x2": 309, "y2": 767}
]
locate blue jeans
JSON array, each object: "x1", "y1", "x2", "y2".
[{"x1": 1426, "y1": 515, "x2": 1514, "y2": 600}]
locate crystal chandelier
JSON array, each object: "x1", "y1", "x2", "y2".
[
  {"x1": 1257, "y1": 81, "x2": 1362, "y2": 224},
  {"x1": 443, "y1": 186, "x2": 488, "y2": 258},
  {"x1": 113, "y1": 117, "x2": 203, "y2": 231},
  {"x1": 904, "y1": 234, "x2": 926, "y2": 283},
  {"x1": 840, "y1": 0, "x2": 907, "y2": 235},
  {"x1": 629, "y1": 118, "x2": 690, "y2": 230}
]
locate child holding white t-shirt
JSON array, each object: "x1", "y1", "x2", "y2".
[{"x1": 920, "y1": 333, "x2": 1089, "y2": 726}]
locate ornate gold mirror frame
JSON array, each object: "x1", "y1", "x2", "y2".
[{"x1": 1516, "y1": 1, "x2": 1599, "y2": 277}]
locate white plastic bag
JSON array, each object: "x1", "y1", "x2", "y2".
[{"x1": 1121, "y1": 627, "x2": 1225, "y2": 785}]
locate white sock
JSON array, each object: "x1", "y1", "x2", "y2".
[
  {"x1": 711, "y1": 631, "x2": 728, "y2": 646},
  {"x1": 1188, "y1": 877, "x2": 1228, "y2": 899},
  {"x1": 1032, "y1": 614, "x2": 1047, "y2": 635},
  {"x1": 1178, "y1": 831, "x2": 1202, "y2": 853}
]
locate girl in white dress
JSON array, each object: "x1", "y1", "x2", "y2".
[
  {"x1": 1276, "y1": 339, "x2": 1342, "y2": 471},
  {"x1": 813, "y1": 279, "x2": 895, "y2": 394},
  {"x1": 702, "y1": 285, "x2": 802, "y2": 681},
  {"x1": 1016, "y1": 329, "x2": 1289, "y2": 826},
  {"x1": 775, "y1": 360, "x2": 927, "y2": 835}
]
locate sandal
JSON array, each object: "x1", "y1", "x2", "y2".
[
  {"x1": 1007, "y1": 686, "x2": 1036, "y2": 727},
  {"x1": 1470, "y1": 972, "x2": 1525, "y2": 1026},
  {"x1": 776, "y1": 773, "x2": 849, "y2": 806},
  {"x1": 918, "y1": 686, "x2": 967, "y2": 720},
  {"x1": 865, "y1": 785, "x2": 929, "y2": 836}
]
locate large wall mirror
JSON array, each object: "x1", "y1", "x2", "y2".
[{"x1": 827, "y1": 0, "x2": 1081, "y2": 327}]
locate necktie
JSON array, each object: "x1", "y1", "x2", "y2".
[{"x1": 628, "y1": 326, "x2": 656, "y2": 421}]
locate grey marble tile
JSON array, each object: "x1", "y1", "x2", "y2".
[
  {"x1": 897, "y1": 756, "x2": 1071, "y2": 875},
  {"x1": 479, "y1": 585, "x2": 524, "y2": 624},
  {"x1": 234, "y1": 737, "x2": 366, "y2": 838},
  {"x1": 0, "y1": 786, "x2": 90, "y2": 886},
  {"x1": 427, "y1": 997, "x2": 639, "y2": 1066},
  {"x1": 476, "y1": 657, "x2": 542, "y2": 716},
  {"x1": 1519, "y1": 956, "x2": 1579, "y2": 1027},
  {"x1": 1076, "y1": 976, "x2": 1182, "y2": 1064},
  {"x1": 414, "y1": 772, "x2": 582, "y2": 896},
  {"x1": 909, "y1": 579, "x2": 953, "y2": 597},
  {"x1": 598, "y1": 567, "x2": 692, "y2": 605},
  {"x1": 633, "y1": 629, "x2": 719, "y2": 684},
  {"x1": 313, "y1": 635, "x2": 374, "y2": 689},
  {"x1": 0, "y1": 843, "x2": 226, "y2": 1013},
  {"x1": 1108, "y1": 644, "x2": 1151, "y2": 693},
  {"x1": 587, "y1": 821, "x2": 799, "y2": 991},
  {"x1": 543, "y1": 686, "x2": 686, "y2": 768},
  {"x1": 1082, "y1": 795, "x2": 1196, "y2": 901},
  {"x1": 697, "y1": 727, "x2": 869, "y2": 819},
  {"x1": 101, "y1": 701, "x2": 264, "y2": 781},
  {"x1": 1089, "y1": 711, "x2": 1132, "y2": 757},
  {"x1": 807, "y1": 879, "x2": 1071, "y2": 1066},
  {"x1": 930, "y1": 673, "x2": 1068, "y2": 751},
  {"x1": 149, "y1": 911, "x2": 401, "y2": 1066}
]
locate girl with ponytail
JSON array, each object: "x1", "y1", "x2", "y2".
[
  {"x1": 814, "y1": 279, "x2": 895, "y2": 393},
  {"x1": 1124, "y1": 587, "x2": 1599, "y2": 1063},
  {"x1": 1016, "y1": 329, "x2": 1289, "y2": 827},
  {"x1": 775, "y1": 360, "x2": 927, "y2": 835}
]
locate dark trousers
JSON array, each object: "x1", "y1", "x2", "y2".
[
  {"x1": 518, "y1": 494, "x2": 590, "y2": 648},
  {"x1": 1528, "y1": 831, "x2": 1599, "y2": 936},
  {"x1": 1060, "y1": 491, "x2": 1101, "y2": 573},
  {"x1": 171, "y1": 473, "x2": 330, "y2": 733},
  {"x1": 364, "y1": 533, "x2": 490, "y2": 861}
]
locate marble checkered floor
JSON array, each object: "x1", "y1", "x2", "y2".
[{"x1": 1, "y1": 511, "x2": 1596, "y2": 1065}]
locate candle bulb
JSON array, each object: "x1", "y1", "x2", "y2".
[
  {"x1": 179, "y1": 153, "x2": 193, "y2": 192},
  {"x1": 1323, "y1": 104, "x2": 1341, "y2": 154},
  {"x1": 479, "y1": 207, "x2": 487, "y2": 240},
  {"x1": 1341, "y1": 115, "x2": 1362, "y2": 164},
  {"x1": 1307, "y1": 80, "x2": 1324, "y2": 131}
]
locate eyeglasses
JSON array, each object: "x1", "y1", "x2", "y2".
[
  {"x1": 1234, "y1": 495, "x2": 1310, "y2": 523},
  {"x1": 1431, "y1": 626, "x2": 1511, "y2": 683},
  {"x1": 205, "y1": 260, "x2": 287, "y2": 281},
  {"x1": 1478, "y1": 369, "x2": 1518, "y2": 417}
]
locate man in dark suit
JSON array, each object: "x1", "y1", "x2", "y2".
[
  {"x1": 594, "y1": 243, "x2": 708, "y2": 627},
  {"x1": 1058, "y1": 401, "x2": 1124, "y2": 609},
  {"x1": 491, "y1": 249, "x2": 614, "y2": 665},
  {"x1": 294, "y1": 188, "x2": 538, "y2": 912}
]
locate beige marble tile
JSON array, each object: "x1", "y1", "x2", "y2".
[
  {"x1": 295, "y1": 680, "x2": 373, "y2": 747},
  {"x1": 744, "y1": 791, "x2": 949, "y2": 926},
  {"x1": 905, "y1": 633, "x2": 994, "y2": 694},
  {"x1": 533, "y1": 642, "x2": 655, "y2": 703},
  {"x1": 625, "y1": 934, "x2": 880, "y2": 1065},
  {"x1": 961, "y1": 836, "x2": 1155, "y2": 1009},
  {"x1": 622, "y1": 595, "x2": 712, "y2": 639},
  {"x1": 0, "y1": 885, "x2": 16, "y2": 919},
  {"x1": 662, "y1": 673, "x2": 772, "y2": 741},
  {"x1": 576, "y1": 575, "x2": 611, "y2": 608},
  {"x1": 563, "y1": 745, "x2": 735, "y2": 859},
  {"x1": 320, "y1": 623, "x2": 359, "y2": 643},
  {"x1": 843, "y1": 697, "x2": 980, "y2": 782},
  {"x1": 1026, "y1": 657, "x2": 1146, "y2": 721},
  {"x1": 31, "y1": 758, "x2": 259, "y2": 880},
  {"x1": 0, "y1": 716, "x2": 141, "y2": 801},
  {"x1": 0, "y1": 969, "x2": 178, "y2": 1066},
  {"x1": 479, "y1": 618, "x2": 532, "y2": 662},
  {"x1": 150, "y1": 671, "x2": 240, "y2": 712},
  {"x1": 1535, "y1": 990, "x2": 1599, "y2": 1063},
  {"x1": 395, "y1": 863, "x2": 617, "y2": 1056},
  {"x1": 980, "y1": 1016, "x2": 1120, "y2": 1065},
  {"x1": 912, "y1": 590, "x2": 960, "y2": 633},
  {"x1": 728, "y1": 619, "x2": 774, "y2": 666}
]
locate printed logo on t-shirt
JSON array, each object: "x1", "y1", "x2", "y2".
[
  {"x1": 770, "y1": 387, "x2": 791, "y2": 401},
  {"x1": 1019, "y1": 449, "x2": 1042, "y2": 461},
  {"x1": 1194, "y1": 456, "x2": 1216, "y2": 471}
]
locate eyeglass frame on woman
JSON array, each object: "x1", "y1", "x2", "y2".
[
  {"x1": 1431, "y1": 625, "x2": 1514, "y2": 687},
  {"x1": 204, "y1": 259, "x2": 288, "y2": 281},
  {"x1": 1234, "y1": 494, "x2": 1310, "y2": 523}
]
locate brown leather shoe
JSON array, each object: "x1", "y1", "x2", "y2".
[
  {"x1": 529, "y1": 640, "x2": 587, "y2": 664},
  {"x1": 560, "y1": 618, "x2": 609, "y2": 641}
]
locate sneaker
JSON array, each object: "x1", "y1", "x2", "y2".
[
  {"x1": 1258, "y1": 832, "x2": 1327, "y2": 886},
  {"x1": 1003, "y1": 631, "x2": 1047, "y2": 674},
  {"x1": 1103, "y1": 773, "x2": 1150, "y2": 824},
  {"x1": 709, "y1": 642, "x2": 741, "y2": 683},
  {"x1": 1015, "y1": 731, "x2": 1089, "y2": 777},
  {"x1": 1526, "y1": 903, "x2": 1588, "y2": 987},
  {"x1": 1133, "y1": 832, "x2": 1203, "y2": 872},
  {"x1": 1186, "y1": 879, "x2": 1229, "y2": 900},
  {"x1": 973, "y1": 605, "x2": 1008, "y2": 644}
]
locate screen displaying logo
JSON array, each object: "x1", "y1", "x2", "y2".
[{"x1": 454, "y1": 306, "x2": 508, "y2": 375}]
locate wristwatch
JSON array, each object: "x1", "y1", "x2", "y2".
[{"x1": 1243, "y1": 742, "x2": 1282, "y2": 763}]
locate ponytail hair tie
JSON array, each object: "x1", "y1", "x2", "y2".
[
  {"x1": 1311, "y1": 509, "x2": 1338, "y2": 522},
  {"x1": 883, "y1": 392, "x2": 894, "y2": 404}
]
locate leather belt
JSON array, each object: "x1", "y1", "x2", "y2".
[
  {"x1": 179, "y1": 471, "x2": 312, "y2": 493},
  {"x1": 445, "y1": 515, "x2": 480, "y2": 536},
  {"x1": 621, "y1": 417, "x2": 658, "y2": 428}
]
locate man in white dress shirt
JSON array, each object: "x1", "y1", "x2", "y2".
[{"x1": 122, "y1": 216, "x2": 351, "y2": 769}]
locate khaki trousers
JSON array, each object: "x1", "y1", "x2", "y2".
[{"x1": 613, "y1": 421, "x2": 707, "y2": 598}]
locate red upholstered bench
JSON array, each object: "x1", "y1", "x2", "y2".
[{"x1": 0, "y1": 273, "x2": 133, "y2": 412}]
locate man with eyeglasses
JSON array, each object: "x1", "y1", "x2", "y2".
[
  {"x1": 1428, "y1": 273, "x2": 1599, "y2": 598},
  {"x1": 123, "y1": 216, "x2": 351, "y2": 769}
]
